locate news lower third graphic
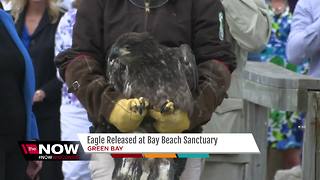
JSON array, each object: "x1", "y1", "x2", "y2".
[
  {"x1": 19, "y1": 134, "x2": 260, "y2": 161},
  {"x1": 79, "y1": 134, "x2": 260, "y2": 155}
]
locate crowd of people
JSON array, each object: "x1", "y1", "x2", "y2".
[{"x1": 0, "y1": 0, "x2": 318, "y2": 179}]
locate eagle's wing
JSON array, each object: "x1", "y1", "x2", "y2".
[{"x1": 177, "y1": 44, "x2": 198, "y2": 92}]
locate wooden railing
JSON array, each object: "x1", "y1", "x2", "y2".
[{"x1": 243, "y1": 61, "x2": 320, "y2": 180}]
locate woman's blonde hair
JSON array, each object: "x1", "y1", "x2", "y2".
[{"x1": 10, "y1": 0, "x2": 60, "y2": 23}]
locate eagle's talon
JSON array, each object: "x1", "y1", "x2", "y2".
[
  {"x1": 138, "y1": 105, "x2": 143, "y2": 115},
  {"x1": 129, "y1": 98, "x2": 149, "y2": 115},
  {"x1": 160, "y1": 100, "x2": 175, "y2": 113}
]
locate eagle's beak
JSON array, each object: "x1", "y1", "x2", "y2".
[
  {"x1": 110, "y1": 46, "x2": 130, "y2": 59},
  {"x1": 108, "y1": 46, "x2": 132, "y2": 65},
  {"x1": 119, "y1": 48, "x2": 131, "y2": 56}
]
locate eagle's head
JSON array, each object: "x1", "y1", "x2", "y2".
[{"x1": 108, "y1": 32, "x2": 160, "y2": 66}]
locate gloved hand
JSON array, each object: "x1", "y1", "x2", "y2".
[
  {"x1": 188, "y1": 60, "x2": 231, "y2": 129},
  {"x1": 149, "y1": 109, "x2": 190, "y2": 133},
  {"x1": 109, "y1": 97, "x2": 149, "y2": 132}
]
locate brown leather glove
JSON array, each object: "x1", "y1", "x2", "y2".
[
  {"x1": 189, "y1": 60, "x2": 231, "y2": 130},
  {"x1": 56, "y1": 50, "x2": 124, "y2": 127}
]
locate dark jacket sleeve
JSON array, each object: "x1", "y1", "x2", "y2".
[
  {"x1": 192, "y1": 0, "x2": 236, "y2": 70},
  {"x1": 189, "y1": 60, "x2": 231, "y2": 129},
  {"x1": 188, "y1": 0, "x2": 236, "y2": 129},
  {"x1": 71, "y1": 0, "x2": 105, "y2": 61},
  {"x1": 55, "y1": 0, "x2": 124, "y2": 126},
  {"x1": 40, "y1": 78, "x2": 62, "y2": 101}
]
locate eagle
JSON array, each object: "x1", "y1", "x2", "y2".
[{"x1": 106, "y1": 32, "x2": 198, "y2": 180}]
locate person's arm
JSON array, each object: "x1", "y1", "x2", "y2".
[
  {"x1": 286, "y1": 0, "x2": 320, "y2": 64},
  {"x1": 35, "y1": 78, "x2": 61, "y2": 102},
  {"x1": 55, "y1": 0, "x2": 121, "y2": 124},
  {"x1": 55, "y1": 10, "x2": 74, "y2": 56},
  {"x1": 190, "y1": 0, "x2": 236, "y2": 129},
  {"x1": 55, "y1": 0, "x2": 143, "y2": 132},
  {"x1": 30, "y1": 78, "x2": 61, "y2": 103},
  {"x1": 55, "y1": 10, "x2": 76, "y2": 82},
  {"x1": 221, "y1": 0, "x2": 271, "y2": 51},
  {"x1": 192, "y1": 0, "x2": 235, "y2": 68}
]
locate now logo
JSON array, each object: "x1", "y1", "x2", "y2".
[
  {"x1": 19, "y1": 141, "x2": 85, "y2": 161},
  {"x1": 39, "y1": 144, "x2": 79, "y2": 155}
]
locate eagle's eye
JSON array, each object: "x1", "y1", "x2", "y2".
[{"x1": 124, "y1": 45, "x2": 131, "y2": 51}]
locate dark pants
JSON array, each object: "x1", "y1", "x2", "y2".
[
  {"x1": 39, "y1": 161, "x2": 63, "y2": 180},
  {"x1": 0, "y1": 137, "x2": 27, "y2": 180},
  {"x1": 37, "y1": 115, "x2": 63, "y2": 180}
]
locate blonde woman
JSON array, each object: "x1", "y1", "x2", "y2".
[
  {"x1": 11, "y1": 0, "x2": 63, "y2": 179},
  {"x1": 0, "y1": 5, "x2": 42, "y2": 180}
]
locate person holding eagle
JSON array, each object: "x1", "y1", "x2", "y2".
[{"x1": 55, "y1": 0, "x2": 236, "y2": 179}]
